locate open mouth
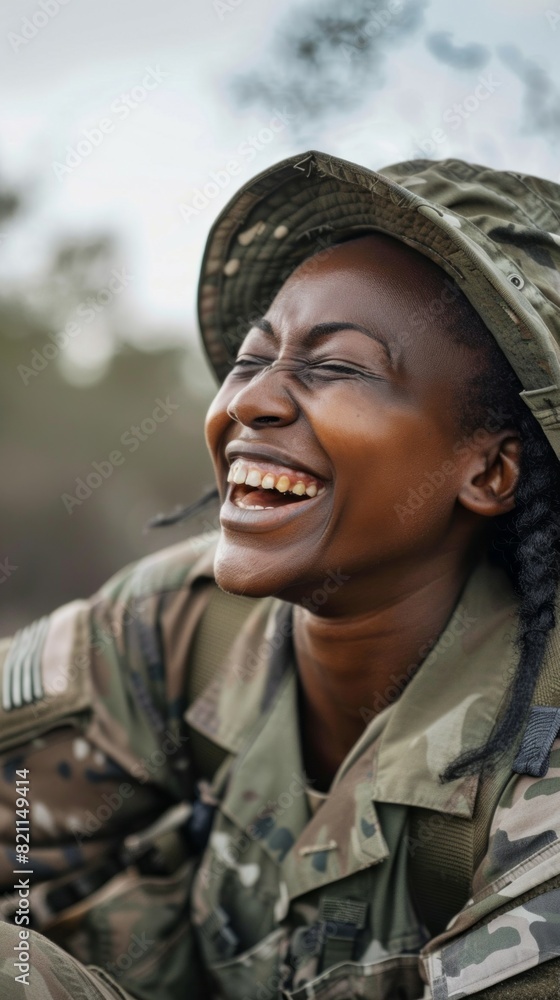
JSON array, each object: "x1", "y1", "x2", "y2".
[{"x1": 227, "y1": 459, "x2": 326, "y2": 510}]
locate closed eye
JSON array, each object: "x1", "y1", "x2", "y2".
[
  {"x1": 230, "y1": 357, "x2": 378, "y2": 381},
  {"x1": 230, "y1": 356, "x2": 271, "y2": 370},
  {"x1": 311, "y1": 363, "x2": 362, "y2": 375}
]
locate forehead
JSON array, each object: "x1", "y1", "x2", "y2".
[
  {"x1": 264, "y1": 235, "x2": 443, "y2": 329},
  {"x1": 254, "y1": 234, "x2": 475, "y2": 380},
  {"x1": 272, "y1": 233, "x2": 446, "y2": 312}
]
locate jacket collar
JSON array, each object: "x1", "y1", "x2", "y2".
[
  {"x1": 363, "y1": 555, "x2": 519, "y2": 817},
  {"x1": 186, "y1": 554, "x2": 519, "y2": 895}
]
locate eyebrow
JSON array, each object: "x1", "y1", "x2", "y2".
[{"x1": 251, "y1": 317, "x2": 394, "y2": 364}]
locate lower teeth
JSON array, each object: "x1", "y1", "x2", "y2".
[{"x1": 235, "y1": 500, "x2": 276, "y2": 509}]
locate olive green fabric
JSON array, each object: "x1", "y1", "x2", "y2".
[
  {"x1": 197, "y1": 150, "x2": 560, "y2": 461},
  {"x1": 187, "y1": 584, "x2": 258, "y2": 783},
  {"x1": 1, "y1": 533, "x2": 560, "y2": 997},
  {"x1": 470, "y1": 959, "x2": 560, "y2": 1000}
]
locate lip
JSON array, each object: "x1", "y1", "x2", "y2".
[
  {"x1": 219, "y1": 440, "x2": 331, "y2": 535},
  {"x1": 224, "y1": 441, "x2": 329, "y2": 482},
  {"x1": 220, "y1": 488, "x2": 327, "y2": 534}
]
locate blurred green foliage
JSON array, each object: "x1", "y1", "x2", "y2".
[{"x1": 0, "y1": 187, "x2": 216, "y2": 633}]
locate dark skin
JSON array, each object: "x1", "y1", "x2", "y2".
[{"x1": 205, "y1": 234, "x2": 521, "y2": 789}]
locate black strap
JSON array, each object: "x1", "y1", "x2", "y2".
[{"x1": 318, "y1": 896, "x2": 369, "y2": 969}]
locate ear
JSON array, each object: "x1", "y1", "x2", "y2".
[{"x1": 458, "y1": 433, "x2": 521, "y2": 517}]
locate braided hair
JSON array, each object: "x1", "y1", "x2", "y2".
[{"x1": 442, "y1": 290, "x2": 560, "y2": 780}]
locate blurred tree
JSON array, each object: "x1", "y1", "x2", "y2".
[
  {"x1": 31, "y1": 235, "x2": 119, "y2": 321},
  {"x1": 0, "y1": 182, "x2": 215, "y2": 632}
]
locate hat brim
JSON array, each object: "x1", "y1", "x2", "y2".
[{"x1": 197, "y1": 150, "x2": 560, "y2": 455}]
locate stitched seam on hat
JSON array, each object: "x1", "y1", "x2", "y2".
[{"x1": 505, "y1": 172, "x2": 560, "y2": 231}]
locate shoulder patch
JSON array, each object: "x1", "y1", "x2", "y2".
[
  {"x1": 1, "y1": 616, "x2": 48, "y2": 710},
  {"x1": 0, "y1": 600, "x2": 92, "y2": 753}
]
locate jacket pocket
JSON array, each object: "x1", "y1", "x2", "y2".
[
  {"x1": 47, "y1": 861, "x2": 209, "y2": 1000},
  {"x1": 283, "y1": 954, "x2": 425, "y2": 1000},
  {"x1": 201, "y1": 926, "x2": 287, "y2": 1000}
]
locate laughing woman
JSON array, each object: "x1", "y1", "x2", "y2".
[{"x1": 2, "y1": 152, "x2": 560, "y2": 1000}]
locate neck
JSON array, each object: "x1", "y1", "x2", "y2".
[{"x1": 294, "y1": 550, "x2": 475, "y2": 789}]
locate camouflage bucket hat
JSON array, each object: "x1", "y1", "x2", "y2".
[{"x1": 197, "y1": 149, "x2": 560, "y2": 459}]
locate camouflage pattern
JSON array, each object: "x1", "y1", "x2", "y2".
[
  {"x1": 0, "y1": 537, "x2": 214, "y2": 1000},
  {"x1": 0, "y1": 921, "x2": 134, "y2": 998},
  {"x1": 198, "y1": 151, "x2": 560, "y2": 470},
  {"x1": 425, "y1": 885, "x2": 560, "y2": 999},
  {"x1": 1, "y1": 532, "x2": 559, "y2": 997},
  {"x1": 422, "y1": 737, "x2": 560, "y2": 996}
]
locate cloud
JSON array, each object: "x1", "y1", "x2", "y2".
[
  {"x1": 233, "y1": 0, "x2": 430, "y2": 128},
  {"x1": 498, "y1": 44, "x2": 560, "y2": 142},
  {"x1": 426, "y1": 31, "x2": 490, "y2": 70}
]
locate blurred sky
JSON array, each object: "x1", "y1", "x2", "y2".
[{"x1": 1, "y1": 0, "x2": 559, "y2": 363}]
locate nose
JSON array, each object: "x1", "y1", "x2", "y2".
[{"x1": 226, "y1": 365, "x2": 299, "y2": 428}]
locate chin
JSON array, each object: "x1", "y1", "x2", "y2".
[{"x1": 213, "y1": 540, "x2": 288, "y2": 599}]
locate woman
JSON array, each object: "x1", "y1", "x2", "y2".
[{"x1": 1, "y1": 151, "x2": 560, "y2": 999}]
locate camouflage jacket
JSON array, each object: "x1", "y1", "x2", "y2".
[{"x1": 1, "y1": 531, "x2": 560, "y2": 1000}]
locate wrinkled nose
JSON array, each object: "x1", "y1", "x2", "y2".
[{"x1": 226, "y1": 367, "x2": 299, "y2": 428}]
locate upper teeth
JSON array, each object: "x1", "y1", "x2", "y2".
[{"x1": 227, "y1": 460, "x2": 324, "y2": 498}]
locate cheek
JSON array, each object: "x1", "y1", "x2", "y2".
[
  {"x1": 204, "y1": 389, "x2": 233, "y2": 459},
  {"x1": 317, "y1": 398, "x2": 459, "y2": 521},
  {"x1": 308, "y1": 392, "x2": 423, "y2": 476},
  {"x1": 359, "y1": 423, "x2": 462, "y2": 540}
]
